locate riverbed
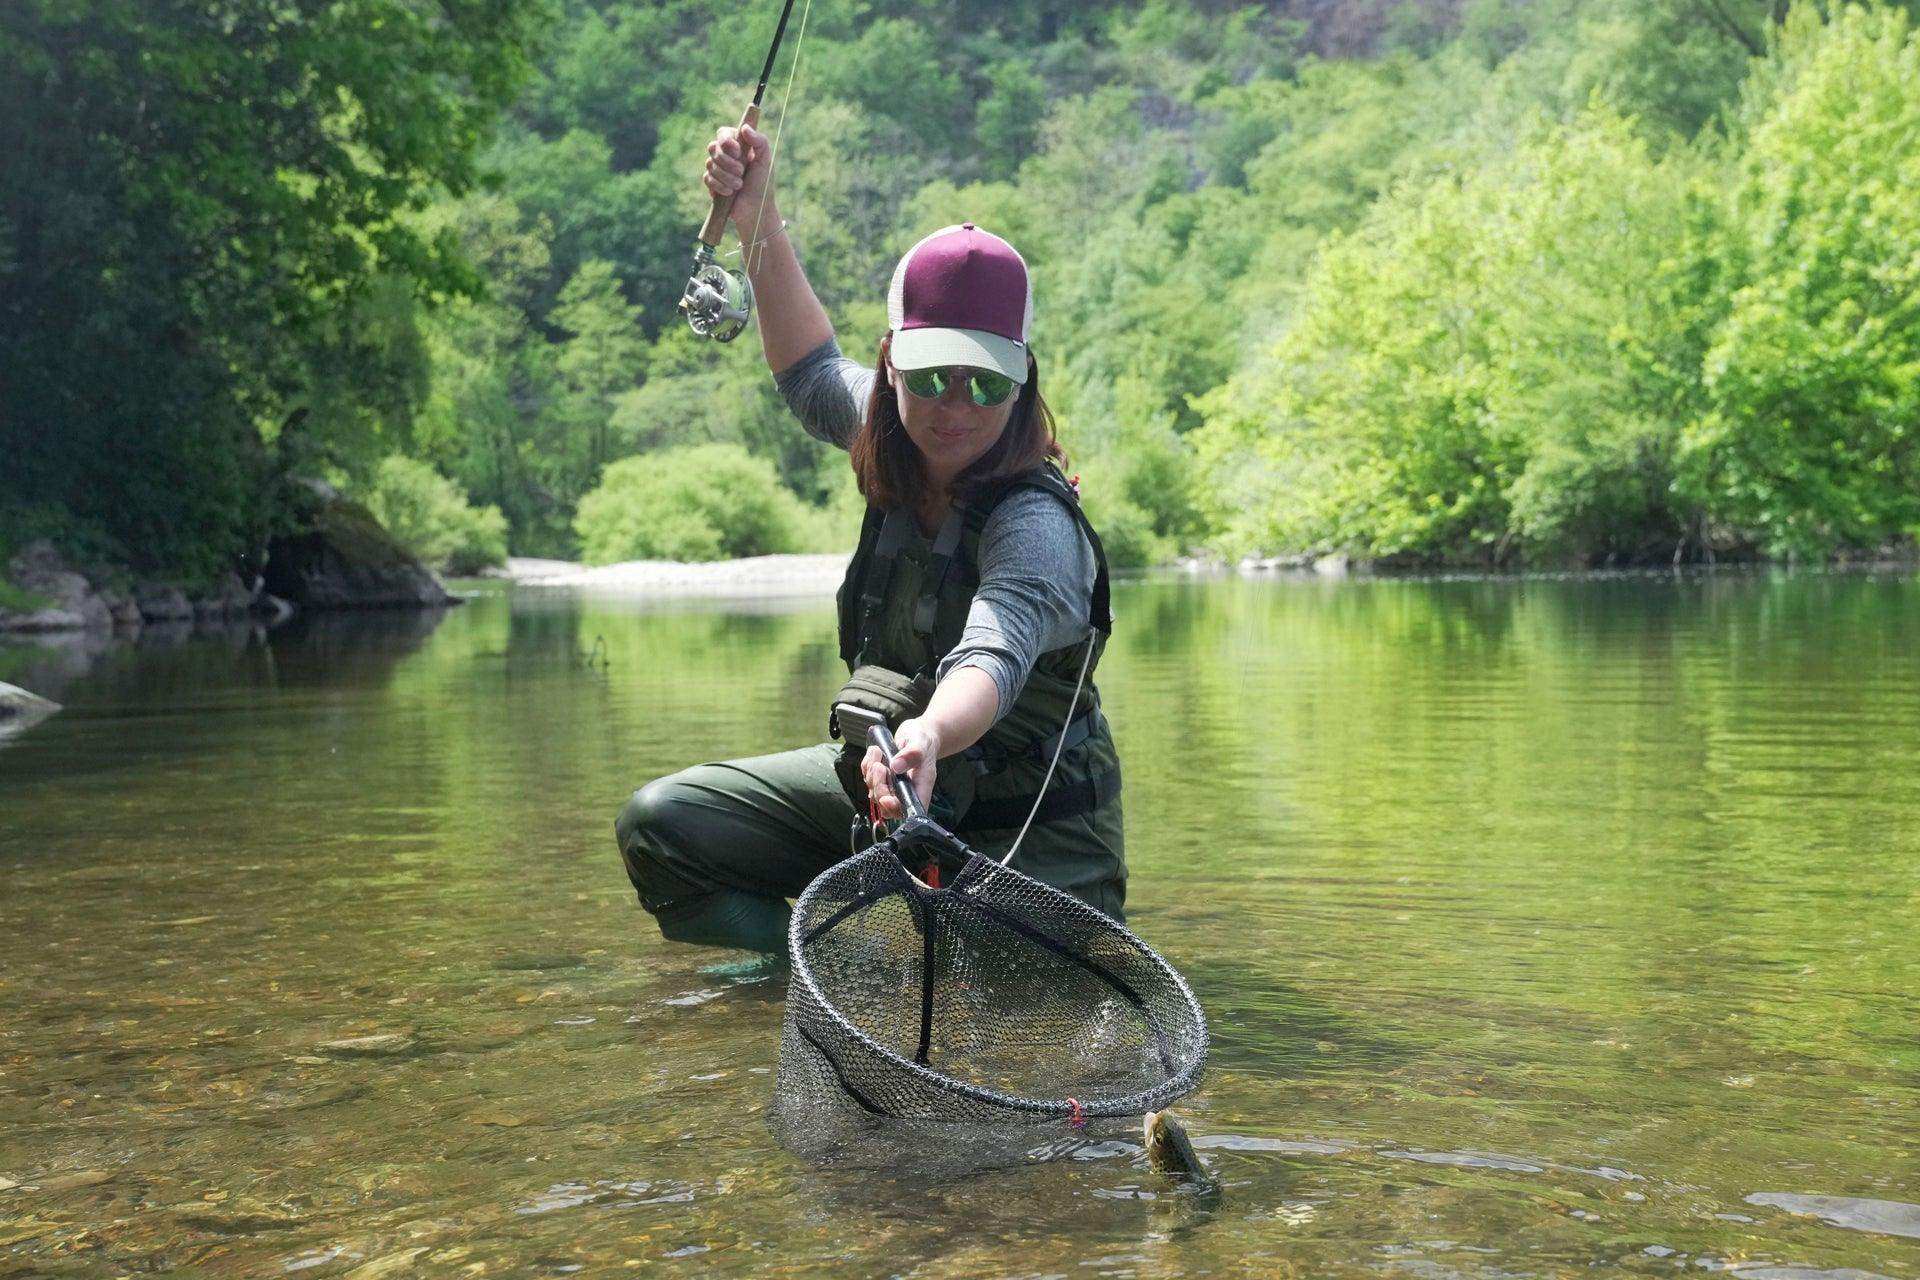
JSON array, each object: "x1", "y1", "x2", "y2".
[{"x1": 2, "y1": 569, "x2": 1916, "y2": 1277}]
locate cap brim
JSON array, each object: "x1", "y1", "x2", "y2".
[{"x1": 890, "y1": 327, "x2": 1029, "y2": 384}]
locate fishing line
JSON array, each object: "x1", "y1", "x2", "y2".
[
  {"x1": 744, "y1": 0, "x2": 814, "y2": 277},
  {"x1": 999, "y1": 629, "x2": 1096, "y2": 867}
]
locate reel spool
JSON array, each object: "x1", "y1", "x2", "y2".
[{"x1": 679, "y1": 247, "x2": 754, "y2": 343}]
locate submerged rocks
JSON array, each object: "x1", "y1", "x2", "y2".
[
  {"x1": 264, "y1": 483, "x2": 451, "y2": 611},
  {"x1": 316, "y1": 1032, "x2": 419, "y2": 1058}
]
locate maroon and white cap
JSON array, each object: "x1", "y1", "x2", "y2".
[{"x1": 886, "y1": 222, "x2": 1033, "y2": 384}]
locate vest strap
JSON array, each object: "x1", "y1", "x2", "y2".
[
  {"x1": 952, "y1": 768, "x2": 1121, "y2": 834},
  {"x1": 851, "y1": 508, "x2": 915, "y2": 664},
  {"x1": 964, "y1": 701, "x2": 1100, "y2": 775},
  {"x1": 912, "y1": 507, "x2": 965, "y2": 639}
]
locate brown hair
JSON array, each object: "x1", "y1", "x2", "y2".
[{"x1": 849, "y1": 332, "x2": 1067, "y2": 511}]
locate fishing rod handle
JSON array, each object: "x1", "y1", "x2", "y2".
[
  {"x1": 698, "y1": 102, "x2": 763, "y2": 248},
  {"x1": 866, "y1": 723, "x2": 929, "y2": 822}
]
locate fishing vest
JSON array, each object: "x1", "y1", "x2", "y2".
[{"x1": 830, "y1": 464, "x2": 1122, "y2": 840}]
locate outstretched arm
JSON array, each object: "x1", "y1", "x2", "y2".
[
  {"x1": 704, "y1": 123, "x2": 832, "y2": 375},
  {"x1": 861, "y1": 668, "x2": 1000, "y2": 822}
]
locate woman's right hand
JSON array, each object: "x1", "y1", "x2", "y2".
[{"x1": 705, "y1": 123, "x2": 775, "y2": 232}]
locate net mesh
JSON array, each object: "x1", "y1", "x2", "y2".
[{"x1": 775, "y1": 844, "x2": 1207, "y2": 1129}]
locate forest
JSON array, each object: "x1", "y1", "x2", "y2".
[{"x1": 4, "y1": 0, "x2": 1917, "y2": 579}]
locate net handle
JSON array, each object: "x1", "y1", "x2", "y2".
[{"x1": 867, "y1": 723, "x2": 928, "y2": 822}]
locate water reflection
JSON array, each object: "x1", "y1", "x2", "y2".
[{"x1": 1, "y1": 569, "x2": 1916, "y2": 1277}]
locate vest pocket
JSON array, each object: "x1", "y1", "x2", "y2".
[{"x1": 827, "y1": 663, "x2": 976, "y2": 824}]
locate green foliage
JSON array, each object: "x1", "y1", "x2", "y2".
[
  {"x1": 16, "y1": 0, "x2": 1919, "y2": 576},
  {"x1": 573, "y1": 444, "x2": 814, "y2": 564},
  {"x1": 0, "y1": 581, "x2": 53, "y2": 615},
  {"x1": 0, "y1": 0, "x2": 544, "y2": 577},
  {"x1": 1194, "y1": 108, "x2": 1709, "y2": 564},
  {"x1": 1681, "y1": 2, "x2": 1920, "y2": 557},
  {"x1": 363, "y1": 456, "x2": 509, "y2": 575}
]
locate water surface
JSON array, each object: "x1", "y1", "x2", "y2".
[{"x1": 3, "y1": 570, "x2": 1917, "y2": 1277}]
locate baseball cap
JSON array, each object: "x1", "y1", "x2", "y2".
[{"x1": 886, "y1": 222, "x2": 1032, "y2": 384}]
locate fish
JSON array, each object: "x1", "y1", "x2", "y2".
[{"x1": 1143, "y1": 1110, "x2": 1217, "y2": 1194}]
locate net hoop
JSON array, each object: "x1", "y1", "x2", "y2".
[{"x1": 782, "y1": 845, "x2": 1208, "y2": 1122}]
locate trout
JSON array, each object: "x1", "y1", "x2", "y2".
[{"x1": 1143, "y1": 1110, "x2": 1216, "y2": 1193}]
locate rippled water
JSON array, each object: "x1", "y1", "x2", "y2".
[{"x1": 2, "y1": 570, "x2": 1917, "y2": 1278}]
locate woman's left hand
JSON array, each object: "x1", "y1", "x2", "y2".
[{"x1": 862, "y1": 718, "x2": 940, "y2": 822}]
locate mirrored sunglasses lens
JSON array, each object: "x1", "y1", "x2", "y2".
[
  {"x1": 903, "y1": 368, "x2": 946, "y2": 399},
  {"x1": 969, "y1": 372, "x2": 1014, "y2": 406}
]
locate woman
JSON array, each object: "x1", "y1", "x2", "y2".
[{"x1": 614, "y1": 123, "x2": 1124, "y2": 960}]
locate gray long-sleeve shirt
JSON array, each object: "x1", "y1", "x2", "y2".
[{"x1": 774, "y1": 338, "x2": 1096, "y2": 720}]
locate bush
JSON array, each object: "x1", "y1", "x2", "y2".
[
  {"x1": 363, "y1": 455, "x2": 509, "y2": 575},
  {"x1": 573, "y1": 444, "x2": 813, "y2": 564}
]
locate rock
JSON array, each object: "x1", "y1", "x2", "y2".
[
  {"x1": 317, "y1": 1032, "x2": 417, "y2": 1057},
  {"x1": 96, "y1": 589, "x2": 144, "y2": 628},
  {"x1": 134, "y1": 584, "x2": 194, "y2": 622},
  {"x1": 1, "y1": 541, "x2": 110, "y2": 632},
  {"x1": 1313, "y1": 552, "x2": 1351, "y2": 577},
  {"x1": 254, "y1": 593, "x2": 295, "y2": 625},
  {"x1": 0, "y1": 681, "x2": 61, "y2": 734},
  {"x1": 342, "y1": 1247, "x2": 429, "y2": 1278},
  {"x1": 191, "y1": 573, "x2": 253, "y2": 619},
  {"x1": 264, "y1": 484, "x2": 452, "y2": 611}
]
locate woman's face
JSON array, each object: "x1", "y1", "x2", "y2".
[{"x1": 885, "y1": 351, "x2": 1019, "y2": 490}]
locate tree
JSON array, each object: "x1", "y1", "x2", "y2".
[
  {"x1": 552, "y1": 258, "x2": 646, "y2": 485},
  {"x1": 1682, "y1": 2, "x2": 1920, "y2": 556},
  {"x1": 0, "y1": 0, "x2": 545, "y2": 579}
]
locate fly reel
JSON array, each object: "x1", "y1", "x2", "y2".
[
  {"x1": 680, "y1": 0, "x2": 805, "y2": 345},
  {"x1": 679, "y1": 246, "x2": 754, "y2": 343}
]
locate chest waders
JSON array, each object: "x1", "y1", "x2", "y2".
[{"x1": 827, "y1": 465, "x2": 1125, "y2": 910}]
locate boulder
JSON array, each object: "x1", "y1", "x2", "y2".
[
  {"x1": 96, "y1": 590, "x2": 144, "y2": 628},
  {"x1": 135, "y1": 584, "x2": 194, "y2": 622},
  {"x1": 191, "y1": 572, "x2": 254, "y2": 619},
  {"x1": 0, "y1": 542, "x2": 110, "y2": 632},
  {"x1": 0, "y1": 680, "x2": 61, "y2": 735},
  {"x1": 254, "y1": 593, "x2": 295, "y2": 626},
  {"x1": 264, "y1": 485, "x2": 452, "y2": 611}
]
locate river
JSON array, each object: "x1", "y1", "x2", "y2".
[{"x1": 2, "y1": 569, "x2": 1916, "y2": 1277}]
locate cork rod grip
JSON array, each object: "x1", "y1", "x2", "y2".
[{"x1": 698, "y1": 102, "x2": 762, "y2": 248}]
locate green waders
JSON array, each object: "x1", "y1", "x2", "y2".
[{"x1": 616, "y1": 464, "x2": 1125, "y2": 954}]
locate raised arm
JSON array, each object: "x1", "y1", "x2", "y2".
[{"x1": 705, "y1": 123, "x2": 832, "y2": 376}]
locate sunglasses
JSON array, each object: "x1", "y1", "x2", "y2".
[{"x1": 899, "y1": 365, "x2": 1018, "y2": 408}]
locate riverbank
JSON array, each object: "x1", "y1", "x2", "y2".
[{"x1": 0, "y1": 488, "x2": 455, "y2": 636}]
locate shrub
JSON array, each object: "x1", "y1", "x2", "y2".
[
  {"x1": 573, "y1": 444, "x2": 812, "y2": 564},
  {"x1": 363, "y1": 455, "x2": 509, "y2": 575}
]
